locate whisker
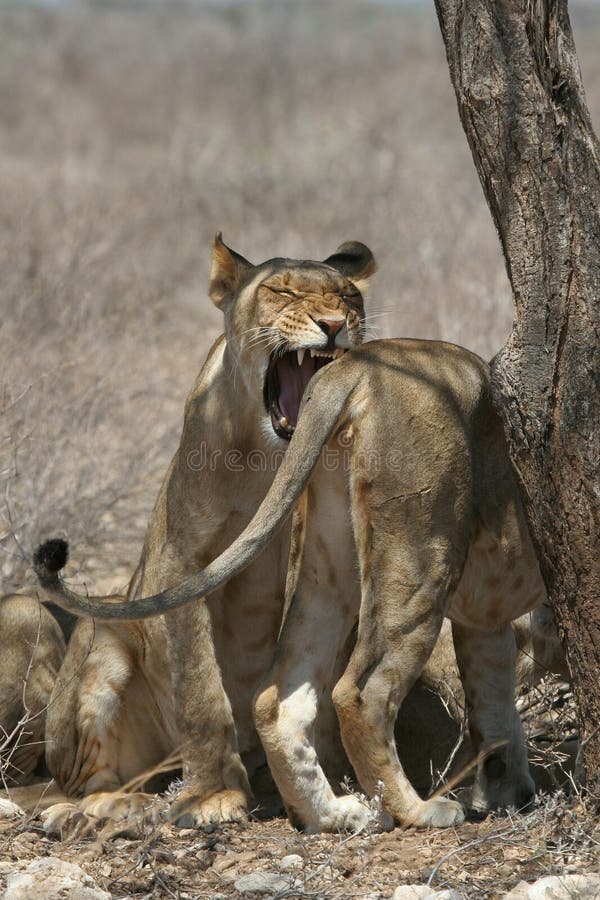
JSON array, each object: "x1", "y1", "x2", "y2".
[
  {"x1": 244, "y1": 333, "x2": 281, "y2": 350},
  {"x1": 359, "y1": 326, "x2": 380, "y2": 339},
  {"x1": 360, "y1": 313, "x2": 393, "y2": 322}
]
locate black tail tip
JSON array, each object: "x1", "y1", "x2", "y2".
[{"x1": 34, "y1": 539, "x2": 69, "y2": 576}]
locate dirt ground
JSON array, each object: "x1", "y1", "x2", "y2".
[{"x1": 2, "y1": 778, "x2": 600, "y2": 899}]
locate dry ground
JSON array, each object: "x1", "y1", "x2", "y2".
[{"x1": 2, "y1": 1, "x2": 600, "y2": 896}]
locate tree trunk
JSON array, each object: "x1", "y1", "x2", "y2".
[{"x1": 433, "y1": 0, "x2": 600, "y2": 788}]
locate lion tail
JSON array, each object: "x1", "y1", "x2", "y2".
[{"x1": 34, "y1": 365, "x2": 354, "y2": 621}]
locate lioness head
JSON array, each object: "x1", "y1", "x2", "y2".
[{"x1": 210, "y1": 234, "x2": 376, "y2": 441}]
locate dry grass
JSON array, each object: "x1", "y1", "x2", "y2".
[
  {"x1": 3, "y1": 0, "x2": 597, "y2": 592},
  {"x1": 2, "y1": 1, "x2": 600, "y2": 590}
]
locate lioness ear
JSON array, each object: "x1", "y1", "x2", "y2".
[
  {"x1": 322, "y1": 241, "x2": 377, "y2": 293},
  {"x1": 210, "y1": 233, "x2": 254, "y2": 310}
]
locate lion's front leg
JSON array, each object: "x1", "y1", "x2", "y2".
[{"x1": 165, "y1": 602, "x2": 251, "y2": 827}]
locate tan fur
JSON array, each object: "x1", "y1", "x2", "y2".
[
  {"x1": 250, "y1": 341, "x2": 555, "y2": 830},
  {"x1": 0, "y1": 595, "x2": 66, "y2": 785},
  {"x1": 39, "y1": 338, "x2": 560, "y2": 832},
  {"x1": 36, "y1": 237, "x2": 374, "y2": 832}
]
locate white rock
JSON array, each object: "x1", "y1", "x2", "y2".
[
  {"x1": 279, "y1": 853, "x2": 303, "y2": 870},
  {"x1": 234, "y1": 871, "x2": 298, "y2": 894},
  {"x1": 504, "y1": 874, "x2": 600, "y2": 899},
  {"x1": 0, "y1": 798, "x2": 24, "y2": 819},
  {"x1": 4, "y1": 857, "x2": 111, "y2": 900}
]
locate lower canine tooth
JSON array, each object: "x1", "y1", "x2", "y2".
[
  {"x1": 280, "y1": 417, "x2": 288, "y2": 428},
  {"x1": 297, "y1": 349, "x2": 305, "y2": 366}
]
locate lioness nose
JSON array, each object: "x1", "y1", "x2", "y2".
[{"x1": 316, "y1": 319, "x2": 344, "y2": 337}]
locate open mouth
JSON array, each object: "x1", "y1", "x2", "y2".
[{"x1": 264, "y1": 348, "x2": 346, "y2": 440}]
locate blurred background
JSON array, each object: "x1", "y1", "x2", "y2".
[{"x1": 2, "y1": 0, "x2": 599, "y2": 592}]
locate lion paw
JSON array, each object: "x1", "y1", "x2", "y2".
[
  {"x1": 472, "y1": 769, "x2": 535, "y2": 815},
  {"x1": 407, "y1": 796, "x2": 465, "y2": 828},
  {"x1": 81, "y1": 790, "x2": 166, "y2": 825},
  {"x1": 41, "y1": 792, "x2": 165, "y2": 841},
  {"x1": 306, "y1": 794, "x2": 392, "y2": 834},
  {"x1": 168, "y1": 789, "x2": 248, "y2": 829},
  {"x1": 41, "y1": 802, "x2": 94, "y2": 841}
]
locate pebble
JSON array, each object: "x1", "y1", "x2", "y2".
[
  {"x1": 0, "y1": 799, "x2": 24, "y2": 820},
  {"x1": 4, "y1": 857, "x2": 111, "y2": 900},
  {"x1": 504, "y1": 874, "x2": 600, "y2": 899},
  {"x1": 279, "y1": 853, "x2": 303, "y2": 870},
  {"x1": 234, "y1": 870, "x2": 299, "y2": 895}
]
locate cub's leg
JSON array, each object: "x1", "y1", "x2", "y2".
[
  {"x1": 452, "y1": 622, "x2": 535, "y2": 813},
  {"x1": 43, "y1": 620, "x2": 171, "y2": 835},
  {"x1": 332, "y1": 562, "x2": 465, "y2": 829}
]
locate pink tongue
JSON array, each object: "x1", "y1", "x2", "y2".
[{"x1": 277, "y1": 354, "x2": 318, "y2": 425}]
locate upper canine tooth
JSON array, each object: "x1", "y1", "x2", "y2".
[{"x1": 297, "y1": 349, "x2": 305, "y2": 367}]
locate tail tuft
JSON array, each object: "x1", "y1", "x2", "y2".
[{"x1": 34, "y1": 539, "x2": 69, "y2": 577}]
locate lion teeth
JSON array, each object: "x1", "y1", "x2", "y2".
[
  {"x1": 309, "y1": 349, "x2": 336, "y2": 359},
  {"x1": 297, "y1": 349, "x2": 305, "y2": 367},
  {"x1": 280, "y1": 416, "x2": 289, "y2": 428}
]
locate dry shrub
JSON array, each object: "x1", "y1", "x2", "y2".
[{"x1": 1, "y1": 1, "x2": 599, "y2": 592}]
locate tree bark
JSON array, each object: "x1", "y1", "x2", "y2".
[{"x1": 433, "y1": 0, "x2": 600, "y2": 788}]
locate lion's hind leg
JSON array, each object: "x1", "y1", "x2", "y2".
[
  {"x1": 43, "y1": 620, "x2": 172, "y2": 838},
  {"x1": 452, "y1": 621, "x2": 535, "y2": 814},
  {"x1": 332, "y1": 560, "x2": 466, "y2": 829}
]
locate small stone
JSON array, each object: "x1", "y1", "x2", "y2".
[
  {"x1": 279, "y1": 853, "x2": 303, "y2": 870},
  {"x1": 4, "y1": 857, "x2": 111, "y2": 900},
  {"x1": 234, "y1": 871, "x2": 298, "y2": 895},
  {"x1": 0, "y1": 799, "x2": 25, "y2": 819},
  {"x1": 504, "y1": 874, "x2": 600, "y2": 899}
]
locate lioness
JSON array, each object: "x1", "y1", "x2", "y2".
[
  {"x1": 34, "y1": 236, "x2": 374, "y2": 830},
  {"x1": 37, "y1": 339, "x2": 550, "y2": 832}
]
